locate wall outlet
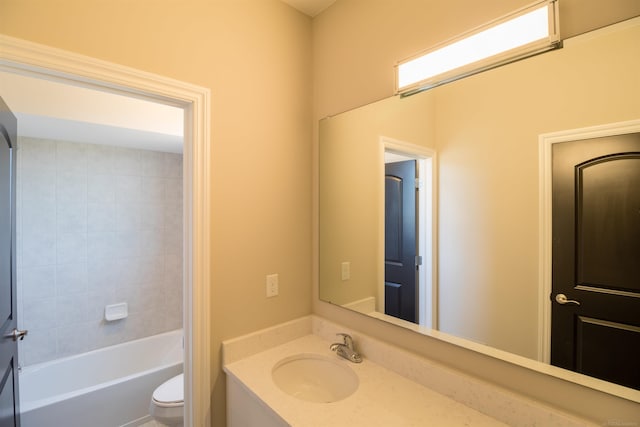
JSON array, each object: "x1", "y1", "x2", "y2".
[
  {"x1": 341, "y1": 262, "x2": 350, "y2": 281},
  {"x1": 266, "y1": 274, "x2": 279, "y2": 297}
]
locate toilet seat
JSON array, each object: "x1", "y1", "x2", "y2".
[{"x1": 152, "y1": 373, "x2": 184, "y2": 407}]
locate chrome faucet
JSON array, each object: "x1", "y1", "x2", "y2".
[{"x1": 330, "y1": 333, "x2": 362, "y2": 363}]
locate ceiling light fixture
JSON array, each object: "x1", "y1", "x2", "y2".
[{"x1": 396, "y1": 0, "x2": 561, "y2": 96}]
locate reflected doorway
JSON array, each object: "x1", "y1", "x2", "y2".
[
  {"x1": 381, "y1": 137, "x2": 436, "y2": 329},
  {"x1": 384, "y1": 159, "x2": 417, "y2": 323}
]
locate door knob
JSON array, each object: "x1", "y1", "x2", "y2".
[
  {"x1": 555, "y1": 294, "x2": 581, "y2": 306},
  {"x1": 5, "y1": 328, "x2": 28, "y2": 341}
]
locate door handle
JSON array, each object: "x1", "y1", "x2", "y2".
[
  {"x1": 4, "y1": 328, "x2": 28, "y2": 341},
  {"x1": 555, "y1": 294, "x2": 581, "y2": 306}
]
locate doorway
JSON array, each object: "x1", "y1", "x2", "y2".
[
  {"x1": 550, "y1": 133, "x2": 640, "y2": 390},
  {"x1": 381, "y1": 137, "x2": 437, "y2": 329},
  {"x1": 0, "y1": 35, "x2": 211, "y2": 425},
  {"x1": 385, "y1": 159, "x2": 418, "y2": 323},
  {"x1": 540, "y1": 120, "x2": 640, "y2": 390}
]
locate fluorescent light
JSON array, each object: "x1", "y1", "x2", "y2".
[{"x1": 396, "y1": 0, "x2": 560, "y2": 95}]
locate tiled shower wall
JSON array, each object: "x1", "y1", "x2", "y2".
[{"x1": 16, "y1": 137, "x2": 183, "y2": 366}]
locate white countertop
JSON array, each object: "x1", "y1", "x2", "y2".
[{"x1": 224, "y1": 334, "x2": 507, "y2": 426}]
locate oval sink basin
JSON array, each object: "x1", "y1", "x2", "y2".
[{"x1": 272, "y1": 353, "x2": 359, "y2": 403}]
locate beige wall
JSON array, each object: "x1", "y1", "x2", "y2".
[
  {"x1": 1, "y1": 1, "x2": 312, "y2": 426},
  {"x1": 313, "y1": 0, "x2": 640, "y2": 423}
]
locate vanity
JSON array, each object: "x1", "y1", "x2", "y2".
[
  {"x1": 224, "y1": 13, "x2": 640, "y2": 427},
  {"x1": 223, "y1": 316, "x2": 593, "y2": 426}
]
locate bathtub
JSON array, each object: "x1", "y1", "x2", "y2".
[{"x1": 19, "y1": 329, "x2": 184, "y2": 427}]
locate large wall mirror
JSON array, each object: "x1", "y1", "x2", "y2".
[{"x1": 319, "y1": 16, "x2": 640, "y2": 398}]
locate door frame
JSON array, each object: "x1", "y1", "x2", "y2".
[
  {"x1": 379, "y1": 136, "x2": 437, "y2": 329},
  {"x1": 0, "y1": 35, "x2": 212, "y2": 426},
  {"x1": 538, "y1": 118, "x2": 640, "y2": 364}
]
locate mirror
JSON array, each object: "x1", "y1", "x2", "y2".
[{"x1": 319, "y1": 16, "x2": 640, "y2": 395}]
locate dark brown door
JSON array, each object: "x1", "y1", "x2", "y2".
[
  {"x1": 385, "y1": 160, "x2": 418, "y2": 323},
  {"x1": 0, "y1": 96, "x2": 20, "y2": 427},
  {"x1": 551, "y1": 133, "x2": 640, "y2": 390}
]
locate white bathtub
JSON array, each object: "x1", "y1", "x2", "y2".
[{"x1": 19, "y1": 329, "x2": 184, "y2": 427}]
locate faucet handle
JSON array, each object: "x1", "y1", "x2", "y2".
[{"x1": 336, "y1": 333, "x2": 353, "y2": 349}]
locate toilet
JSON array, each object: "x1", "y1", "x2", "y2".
[{"x1": 149, "y1": 373, "x2": 184, "y2": 426}]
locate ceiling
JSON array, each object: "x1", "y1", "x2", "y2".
[
  {"x1": 280, "y1": 0, "x2": 337, "y2": 17},
  {"x1": 0, "y1": 71, "x2": 184, "y2": 153}
]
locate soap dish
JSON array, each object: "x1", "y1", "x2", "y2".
[{"x1": 105, "y1": 302, "x2": 128, "y2": 321}]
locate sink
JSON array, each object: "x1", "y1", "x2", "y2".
[{"x1": 272, "y1": 353, "x2": 359, "y2": 403}]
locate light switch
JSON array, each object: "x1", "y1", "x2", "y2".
[
  {"x1": 341, "y1": 262, "x2": 350, "y2": 281},
  {"x1": 266, "y1": 274, "x2": 279, "y2": 297}
]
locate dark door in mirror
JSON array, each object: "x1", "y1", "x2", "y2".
[
  {"x1": 551, "y1": 133, "x2": 640, "y2": 390},
  {"x1": 385, "y1": 160, "x2": 418, "y2": 323}
]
